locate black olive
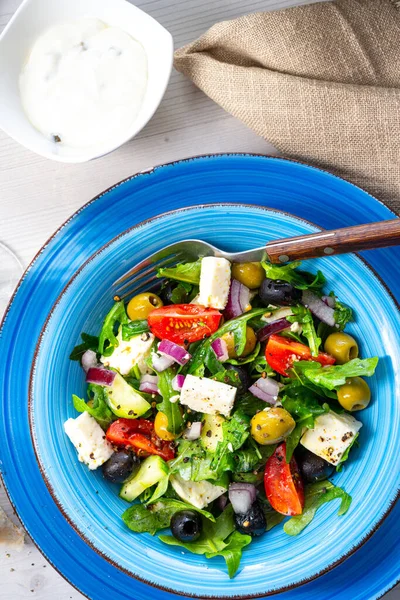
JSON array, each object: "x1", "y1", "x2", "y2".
[
  {"x1": 234, "y1": 500, "x2": 267, "y2": 537},
  {"x1": 171, "y1": 510, "x2": 202, "y2": 542},
  {"x1": 296, "y1": 449, "x2": 334, "y2": 483},
  {"x1": 259, "y1": 278, "x2": 301, "y2": 307},
  {"x1": 159, "y1": 282, "x2": 189, "y2": 305},
  {"x1": 102, "y1": 450, "x2": 137, "y2": 483},
  {"x1": 225, "y1": 364, "x2": 252, "y2": 394}
]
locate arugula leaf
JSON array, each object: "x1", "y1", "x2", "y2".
[
  {"x1": 69, "y1": 332, "x2": 99, "y2": 361},
  {"x1": 157, "y1": 260, "x2": 202, "y2": 285},
  {"x1": 159, "y1": 505, "x2": 251, "y2": 578},
  {"x1": 185, "y1": 308, "x2": 266, "y2": 376},
  {"x1": 261, "y1": 261, "x2": 325, "y2": 290},
  {"x1": 285, "y1": 422, "x2": 305, "y2": 463},
  {"x1": 121, "y1": 320, "x2": 149, "y2": 341},
  {"x1": 226, "y1": 342, "x2": 261, "y2": 366},
  {"x1": 233, "y1": 440, "x2": 276, "y2": 472},
  {"x1": 170, "y1": 439, "x2": 232, "y2": 482},
  {"x1": 211, "y1": 410, "x2": 250, "y2": 471},
  {"x1": 248, "y1": 355, "x2": 276, "y2": 378},
  {"x1": 287, "y1": 306, "x2": 321, "y2": 356},
  {"x1": 334, "y1": 300, "x2": 353, "y2": 331},
  {"x1": 72, "y1": 384, "x2": 114, "y2": 430},
  {"x1": 157, "y1": 368, "x2": 184, "y2": 434},
  {"x1": 122, "y1": 498, "x2": 215, "y2": 535},
  {"x1": 145, "y1": 475, "x2": 170, "y2": 504},
  {"x1": 293, "y1": 357, "x2": 379, "y2": 391},
  {"x1": 261, "y1": 502, "x2": 286, "y2": 531},
  {"x1": 98, "y1": 301, "x2": 128, "y2": 356},
  {"x1": 336, "y1": 432, "x2": 359, "y2": 471},
  {"x1": 212, "y1": 369, "x2": 242, "y2": 388},
  {"x1": 235, "y1": 392, "x2": 267, "y2": 416},
  {"x1": 284, "y1": 481, "x2": 352, "y2": 536},
  {"x1": 282, "y1": 385, "x2": 329, "y2": 424},
  {"x1": 288, "y1": 367, "x2": 338, "y2": 400}
]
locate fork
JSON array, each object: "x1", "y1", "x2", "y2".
[{"x1": 113, "y1": 218, "x2": 400, "y2": 299}]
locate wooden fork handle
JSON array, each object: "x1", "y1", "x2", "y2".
[{"x1": 265, "y1": 218, "x2": 400, "y2": 264}]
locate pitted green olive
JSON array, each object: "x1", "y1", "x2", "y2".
[
  {"x1": 324, "y1": 332, "x2": 358, "y2": 364},
  {"x1": 337, "y1": 377, "x2": 371, "y2": 411},
  {"x1": 250, "y1": 407, "x2": 295, "y2": 445}
]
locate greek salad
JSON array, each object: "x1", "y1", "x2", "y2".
[{"x1": 67, "y1": 255, "x2": 378, "y2": 578}]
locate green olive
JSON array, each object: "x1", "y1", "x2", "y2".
[
  {"x1": 324, "y1": 332, "x2": 358, "y2": 364},
  {"x1": 231, "y1": 262, "x2": 265, "y2": 289},
  {"x1": 127, "y1": 292, "x2": 163, "y2": 320},
  {"x1": 337, "y1": 377, "x2": 371, "y2": 411},
  {"x1": 251, "y1": 407, "x2": 295, "y2": 445},
  {"x1": 222, "y1": 326, "x2": 257, "y2": 358}
]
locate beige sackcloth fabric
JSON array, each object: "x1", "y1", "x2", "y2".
[{"x1": 174, "y1": 0, "x2": 400, "y2": 213}]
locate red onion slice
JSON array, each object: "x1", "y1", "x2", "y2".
[
  {"x1": 322, "y1": 294, "x2": 336, "y2": 308},
  {"x1": 172, "y1": 374, "x2": 186, "y2": 391},
  {"x1": 86, "y1": 367, "x2": 116, "y2": 387},
  {"x1": 211, "y1": 338, "x2": 229, "y2": 362},
  {"x1": 249, "y1": 376, "x2": 279, "y2": 404},
  {"x1": 302, "y1": 290, "x2": 336, "y2": 326},
  {"x1": 152, "y1": 352, "x2": 175, "y2": 372},
  {"x1": 224, "y1": 279, "x2": 250, "y2": 319},
  {"x1": 158, "y1": 340, "x2": 191, "y2": 366},
  {"x1": 81, "y1": 349, "x2": 98, "y2": 373},
  {"x1": 257, "y1": 318, "x2": 291, "y2": 342},
  {"x1": 183, "y1": 421, "x2": 202, "y2": 440},
  {"x1": 139, "y1": 374, "x2": 159, "y2": 394},
  {"x1": 229, "y1": 483, "x2": 257, "y2": 514}
]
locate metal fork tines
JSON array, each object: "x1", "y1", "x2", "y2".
[{"x1": 113, "y1": 239, "x2": 219, "y2": 299}]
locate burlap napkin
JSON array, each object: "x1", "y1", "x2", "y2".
[{"x1": 174, "y1": 0, "x2": 400, "y2": 212}]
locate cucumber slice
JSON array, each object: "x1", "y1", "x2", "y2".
[
  {"x1": 120, "y1": 455, "x2": 169, "y2": 502},
  {"x1": 105, "y1": 372, "x2": 150, "y2": 418},
  {"x1": 200, "y1": 414, "x2": 225, "y2": 453}
]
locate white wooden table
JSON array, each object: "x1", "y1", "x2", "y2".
[{"x1": 0, "y1": 0, "x2": 398, "y2": 598}]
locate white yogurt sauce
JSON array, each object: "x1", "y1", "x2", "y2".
[{"x1": 19, "y1": 18, "x2": 147, "y2": 149}]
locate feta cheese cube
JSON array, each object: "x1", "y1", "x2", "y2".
[
  {"x1": 101, "y1": 331, "x2": 154, "y2": 375},
  {"x1": 180, "y1": 374, "x2": 236, "y2": 417},
  {"x1": 170, "y1": 474, "x2": 227, "y2": 509},
  {"x1": 300, "y1": 411, "x2": 362, "y2": 466},
  {"x1": 198, "y1": 257, "x2": 231, "y2": 309},
  {"x1": 64, "y1": 412, "x2": 114, "y2": 470}
]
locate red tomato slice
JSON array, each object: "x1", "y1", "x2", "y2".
[
  {"x1": 106, "y1": 419, "x2": 175, "y2": 461},
  {"x1": 147, "y1": 304, "x2": 222, "y2": 344},
  {"x1": 105, "y1": 418, "x2": 154, "y2": 445},
  {"x1": 265, "y1": 334, "x2": 335, "y2": 376},
  {"x1": 264, "y1": 442, "x2": 304, "y2": 516}
]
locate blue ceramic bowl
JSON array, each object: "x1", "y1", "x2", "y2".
[{"x1": 30, "y1": 202, "x2": 400, "y2": 598}]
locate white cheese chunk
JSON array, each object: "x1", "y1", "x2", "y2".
[
  {"x1": 64, "y1": 412, "x2": 114, "y2": 470},
  {"x1": 300, "y1": 411, "x2": 362, "y2": 466},
  {"x1": 170, "y1": 474, "x2": 227, "y2": 509},
  {"x1": 180, "y1": 374, "x2": 236, "y2": 417},
  {"x1": 101, "y1": 331, "x2": 154, "y2": 375},
  {"x1": 198, "y1": 257, "x2": 231, "y2": 309}
]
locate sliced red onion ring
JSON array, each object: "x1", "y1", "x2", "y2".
[
  {"x1": 249, "y1": 376, "x2": 279, "y2": 404},
  {"x1": 257, "y1": 318, "x2": 291, "y2": 342},
  {"x1": 229, "y1": 483, "x2": 257, "y2": 514},
  {"x1": 172, "y1": 374, "x2": 186, "y2": 391},
  {"x1": 81, "y1": 349, "x2": 98, "y2": 373},
  {"x1": 139, "y1": 374, "x2": 159, "y2": 395},
  {"x1": 302, "y1": 290, "x2": 336, "y2": 326},
  {"x1": 86, "y1": 367, "x2": 116, "y2": 387},
  {"x1": 183, "y1": 421, "x2": 202, "y2": 441},
  {"x1": 224, "y1": 279, "x2": 250, "y2": 319},
  {"x1": 152, "y1": 352, "x2": 175, "y2": 372},
  {"x1": 322, "y1": 294, "x2": 336, "y2": 308},
  {"x1": 158, "y1": 340, "x2": 191, "y2": 366},
  {"x1": 211, "y1": 338, "x2": 229, "y2": 362}
]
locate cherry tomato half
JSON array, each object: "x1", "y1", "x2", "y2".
[
  {"x1": 106, "y1": 418, "x2": 175, "y2": 461},
  {"x1": 264, "y1": 442, "x2": 304, "y2": 516},
  {"x1": 265, "y1": 334, "x2": 335, "y2": 376},
  {"x1": 147, "y1": 304, "x2": 222, "y2": 344}
]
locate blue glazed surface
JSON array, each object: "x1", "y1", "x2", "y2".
[{"x1": 1, "y1": 155, "x2": 399, "y2": 600}]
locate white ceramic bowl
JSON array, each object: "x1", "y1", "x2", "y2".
[{"x1": 0, "y1": 0, "x2": 173, "y2": 163}]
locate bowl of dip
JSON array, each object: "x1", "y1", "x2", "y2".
[{"x1": 0, "y1": 0, "x2": 173, "y2": 162}]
